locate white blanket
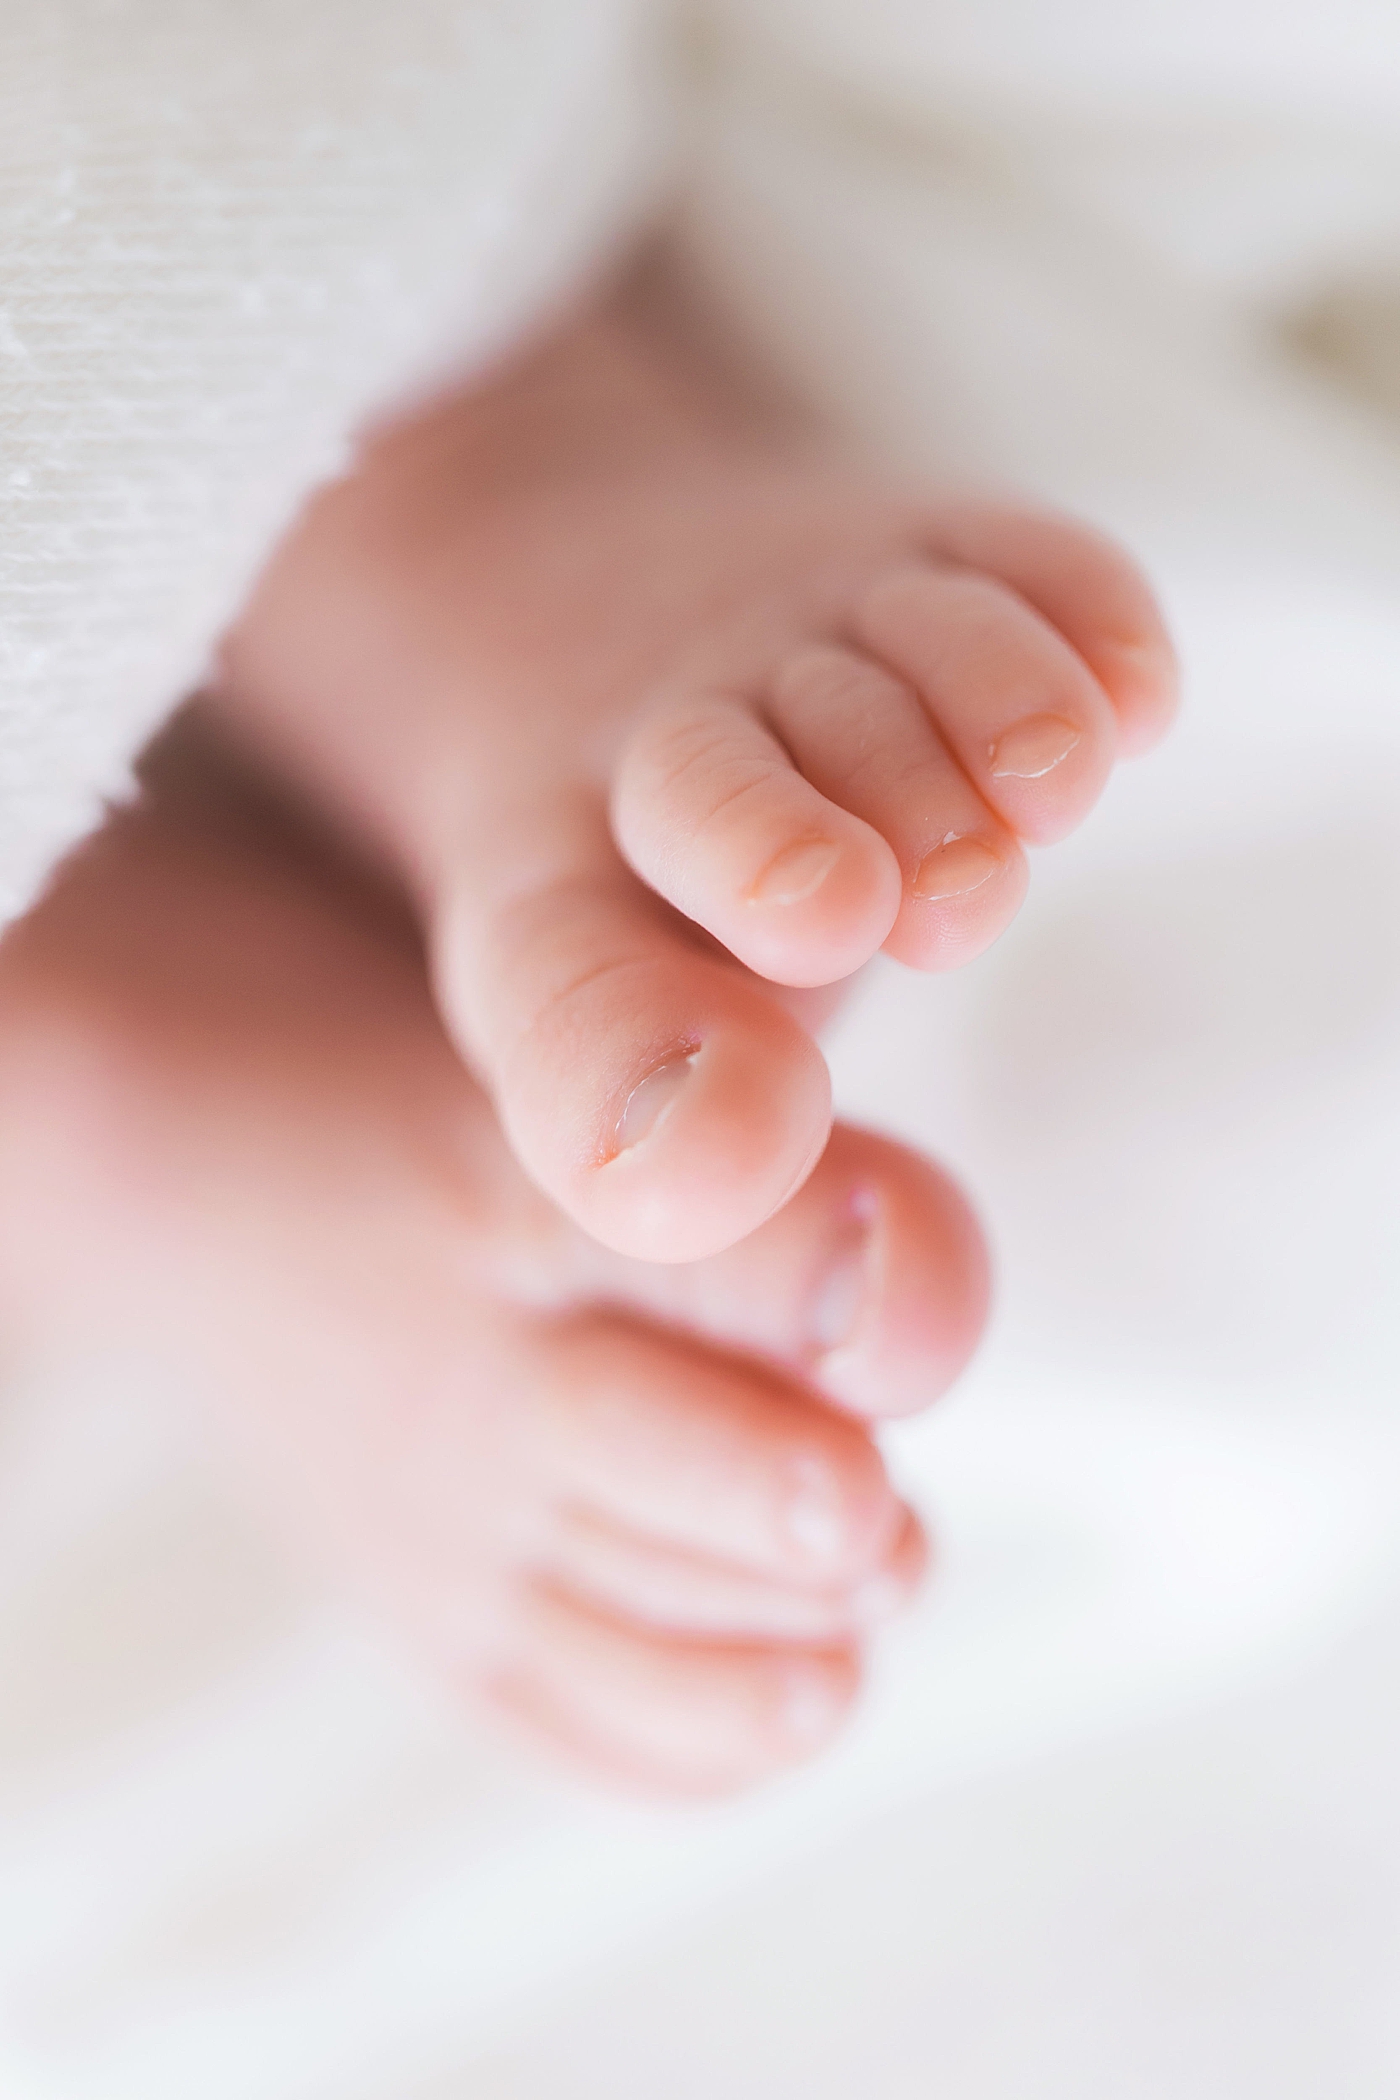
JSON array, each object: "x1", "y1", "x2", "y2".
[{"x1": 0, "y1": 0, "x2": 663, "y2": 923}]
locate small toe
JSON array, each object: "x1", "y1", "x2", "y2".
[
  {"x1": 766, "y1": 643, "x2": 1029, "y2": 972},
  {"x1": 546, "y1": 1498, "x2": 926, "y2": 1643},
  {"x1": 855, "y1": 564, "x2": 1120, "y2": 846},
  {"x1": 536, "y1": 1309, "x2": 904, "y2": 1586},
  {"x1": 921, "y1": 501, "x2": 1180, "y2": 756},
  {"x1": 611, "y1": 687, "x2": 903, "y2": 988},
  {"x1": 493, "y1": 1585, "x2": 861, "y2": 1794}
]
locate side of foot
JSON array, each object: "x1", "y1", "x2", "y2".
[{"x1": 219, "y1": 259, "x2": 1177, "y2": 1262}]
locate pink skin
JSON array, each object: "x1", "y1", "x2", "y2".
[
  {"x1": 0, "y1": 728, "x2": 985, "y2": 1795},
  {"x1": 0, "y1": 256, "x2": 1175, "y2": 1794},
  {"x1": 217, "y1": 254, "x2": 1178, "y2": 1268}
]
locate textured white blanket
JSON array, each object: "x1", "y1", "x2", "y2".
[{"x1": 0, "y1": 0, "x2": 663, "y2": 925}]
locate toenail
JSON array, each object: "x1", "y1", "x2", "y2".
[
  {"x1": 781, "y1": 1452, "x2": 851, "y2": 1565},
  {"x1": 988, "y1": 714, "x2": 1082, "y2": 780},
  {"x1": 1103, "y1": 633, "x2": 1177, "y2": 685},
  {"x1": 810, "y1": 1186, "x2": 876, "y2": 1358},
  {"x1": 748, "y1": 838, "x2": 841, "y2": 906},
  {"x1": 613, "y1": 1052, "x2": 698, "y2": 1154},
  {"x1": 775, "y1": 1658, "x2": 846, "y2": 1746},
  {"x1": 812, "y1": 1249, "x2": 865, "y2": 1353},
  {"x1": 913, "y1": 833, "x2": 1001, "y2": 901}
]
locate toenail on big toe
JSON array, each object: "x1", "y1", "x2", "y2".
[
  {"x1": 988, "y1": 714, "x2": 1081, "y2": 780},
  {"x1": 748, "y1": 838, "x2": 841, "y2": 906},
  {"x1": 810, "y1": 1185, "x2": 876, "y2": 1360},
  {"x1": 812, "y1": 1248, "x2": 865, "y2": 1353},
  {"x1": 913, "y1": 835, "x2": 1001, "y2": 901},
  {"x1": 613, "y1": 1053, "x2": 698, "y2": 1154}
]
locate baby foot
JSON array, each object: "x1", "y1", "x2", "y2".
[
  {"x1": 219, "y1": 257, "x2": 1176, "y2": 1264},
  {"x1": 0, "y1": 724, "x2": 986, "y2": 1796}
]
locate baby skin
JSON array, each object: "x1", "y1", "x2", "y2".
[
  {"x1": 219, "y1": 256, "x2": 1177, "y2": 1268},
  {"x1": 0, "y1": 722, "x2": 981, "y2": 1795}
]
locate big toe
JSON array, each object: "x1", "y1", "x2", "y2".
[
  {"x1": 428, "y1": 801, "x2": 833, "y2": 1263},
  {"x1": 605, "y1": 1120, "x2": 991, "y2": 1424}
]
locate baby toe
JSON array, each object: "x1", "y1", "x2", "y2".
[
  {"x1": 536, "y1": 1311, "x2": 903, "y2": 1587},
  {"x1": 611, "y1": 686, "x2": 903, "y2": 989},
  {"x1": 546, "y1": 1500, "x2": 926, "y2": 1643},
  {"x1": 494, "y1": 1586, "x2": 861, "y2": 1794},
  {"x1": 766, "y1": 642, "x2": 1029, "y2": 972},
  {"x1": 855, "y1": 563, "x2": 1120, "y2": 847},
  {"x1": 921, "y1": 501, "x2": 1180, "y2": 757}
]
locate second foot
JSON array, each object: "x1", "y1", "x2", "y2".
[{"x1": 0, "y1": 739, "x2": 986, "y2": 1795}]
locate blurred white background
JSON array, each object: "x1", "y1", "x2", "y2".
[{"x1": 3, "y1": 4, "x2": 1400, "y2": 2094}]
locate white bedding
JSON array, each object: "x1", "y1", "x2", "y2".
[{"x1": 0, "y1": 0, "x2": 663, "y2": 924}]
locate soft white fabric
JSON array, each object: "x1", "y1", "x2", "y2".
[
  {"x1": 711, "y1": 0, "x2": 1400, "y2": 121},
  {"x1": 0, "y1": 0, "x2": 664, "y2": 924},
  {"x1": 705, "y1": 0, "x2": 1400, "y2": 302}
]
